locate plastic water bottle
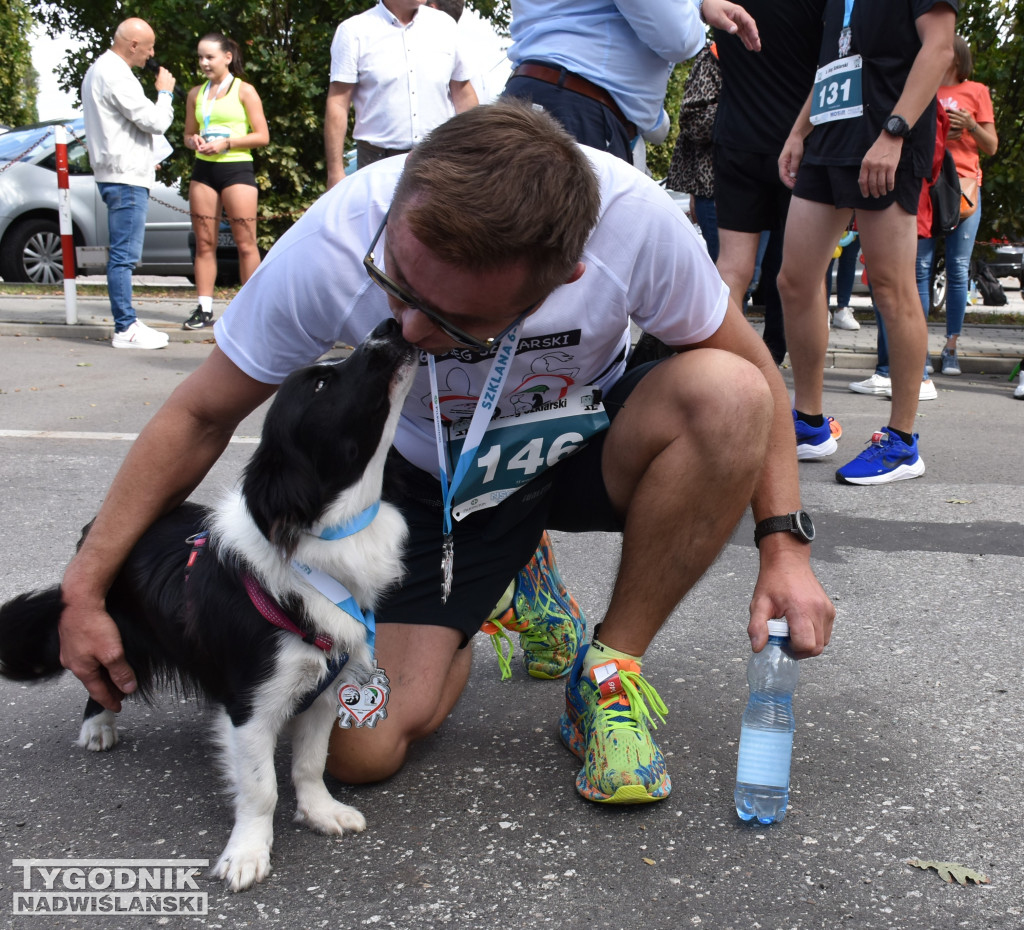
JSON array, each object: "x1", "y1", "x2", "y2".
[{"x1": 734, "y1": 619, "x2": 800, "y2": 824}]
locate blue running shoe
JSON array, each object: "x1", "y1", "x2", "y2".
[
  {"x1": 793, "y1": 409, "x2": 838, "y2": 461},
  {"x1": 835, "y1": 427, "x2": 926, "y2": 485}
]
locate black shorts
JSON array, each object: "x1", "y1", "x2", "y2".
[
  {"x1": 190, "y1": 158, "x2": 257, "y2": 194},
  {"x1": 792, "y1": 161, "x2": 920, "y2": 215},
  {"x1": 375, "y1": 360, "x2": 661, "y2": 642},
  {"x1": 713, "y1": 145, "x2": 793, "y2": 233}
]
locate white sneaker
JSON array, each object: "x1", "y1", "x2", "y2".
[
  {"x1": 832, "y1": 306, "x2": 860, "y2": 331},
  {"x1": 1014, "y1": 371, "x2": 1024, "y2": 399},
  {"x1": 112, "y1": 320, "x2": 170, "y2": 350},
  {"x1": 849, "y1": 373, "x2": 891, "y2": 395},
  {"x1": 882, "y1": 379, "x2": 938, "y2": 401}
]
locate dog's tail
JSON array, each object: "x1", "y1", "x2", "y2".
[{"x1": 0, "y1": 587, "x2": 65, "y2": 681}]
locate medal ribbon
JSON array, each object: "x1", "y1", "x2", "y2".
[
  {"x1": 839, "y1": 0, "x2": 856, "y2": 55},
  {"x1": 290, "y1": 560, "x2": 377, "y2": 655},
  {"x1": 200, "y1": 74, "x2": 234, "y2": 136},
  {"x1": 427, "y1": 324, "x2": 523, "y2": 597}
]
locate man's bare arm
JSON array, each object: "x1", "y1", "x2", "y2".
[
  {"x1": 59, "y1": 348, "x2": 277, "y2": 710},
  {"x1": 325, "y1": 81, "x2": 356, "y2": 190}
]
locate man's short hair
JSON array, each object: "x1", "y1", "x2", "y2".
[
  {"x1": 392, "y1": 100, "x2": 601, "y2": 301},
  {"x1": 428, "y1": 0, "x2": 465, "y2": 21}
]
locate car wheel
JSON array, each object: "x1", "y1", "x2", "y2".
[
  {"x1": 930, "y1": 256, "x2": 946, "y2": 313},
  {"x1": 0, "y1": 218, "x2": 65, "y2": 284}
]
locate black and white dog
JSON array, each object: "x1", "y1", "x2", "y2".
[{"x1": 0, "y1": 318, "x2": 416, "y2": 891}]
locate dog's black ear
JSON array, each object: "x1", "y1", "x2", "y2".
[{"x1": 241, "y1": 411, "x2": 326, "y2": 556}]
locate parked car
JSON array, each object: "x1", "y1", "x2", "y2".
[
  {"x1": 0, "y1": 119, "x2": 196, "y2": 283},
  {"x1": 977, "y1": 240, "x2": 1024, "y2": 290}
]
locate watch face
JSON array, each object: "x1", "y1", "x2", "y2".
[
  {"x1": 886, "y1": 116, "x2": 909, "y2": 138},
  {"x1": 797, "y1": 511, "x2": 815, "y2": 540}
]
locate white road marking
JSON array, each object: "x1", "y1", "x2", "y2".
[{"x1": 0, "y1": 429, "x2": 260, "y2": 444}]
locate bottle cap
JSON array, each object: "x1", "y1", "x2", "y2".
[{"x1": 766, "y1": 619, "x2": 790, "y2": 638}]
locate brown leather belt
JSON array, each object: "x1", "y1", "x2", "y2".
[
  {"x1": 511, "y1": 62, "x2": 636, "y2": 136},
  {"x1": 357, "y1": 140, "x2": 411, "y2": 159}
]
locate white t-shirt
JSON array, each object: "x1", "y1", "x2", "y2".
[
  {"x1": 329, "y1": 2, "x2": 473, "y2": 149},
  {"x1": 215, "y1": 148, "x2": 729, "y2": 476}
]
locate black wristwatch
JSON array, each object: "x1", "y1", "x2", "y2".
[
  {"x1": 883, "y1": 114, "x2": 911, "y2": 140},
  {"x1": 754, "y1": 511, "x2": 815, "y2": 547}
]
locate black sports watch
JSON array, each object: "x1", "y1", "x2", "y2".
[
  {"x1": 754, "y1": 511, "x2": 815, "y2": 547},
  {"x1": 883, "y1": 114, "x2": 911, "y2": 140}
]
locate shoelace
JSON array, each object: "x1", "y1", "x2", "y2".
[
  {"x1": 482, "y1": 619, "x2": 515, "y2": 681},
  {"x1": 598, "y1": 669, "x2": 669, "y2": 734}
]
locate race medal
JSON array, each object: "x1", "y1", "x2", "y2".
[
  {"x1": 336, "y1": 668, "x2": 390, "y2": 729},
  {"x1": 809, "y1": 55, "x2": 864, "y2": 126},
  {"x1": 440, "y1": 533, "x2": 454, "y2": 605},
  {"x1": 838, "y1": 26, "x2": 852, "y2": 57}
]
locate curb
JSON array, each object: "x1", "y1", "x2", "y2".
[
  {"x1": 2, "y1": 321, "x2": 1019, "y2": 374},
  {"x1": 0, "y1": 321, "x2": 213, "y2": 345},
  {"x1": 823, "y1": 348, "x2": 1018, "y2": 376}
]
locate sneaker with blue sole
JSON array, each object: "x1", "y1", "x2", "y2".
[
  {"x1": 482, "y1": 531, "x2": 586, "y2": 680},
  {"x1": 835, "y1": 427, "x2": 925, "y2": 485},
  {"x1": 559, "y1": 644, "x2": 671, "y2": 804},
  {"x1": 793, "y1": 409, "x2": 838, "y2": 461}
]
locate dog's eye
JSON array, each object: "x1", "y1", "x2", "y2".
[{"x1": 313, "y1": 379, "x2": 327, "y2": 393}]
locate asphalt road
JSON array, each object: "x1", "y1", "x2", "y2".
[{"x1": 0, "y1": 336, "x2": 1022, "y2": 930}]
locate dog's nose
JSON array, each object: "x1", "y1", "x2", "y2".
[{"x1": 369, "y1": 318, "x2": 402, "y2": 341}]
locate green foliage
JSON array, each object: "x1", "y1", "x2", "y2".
[
  {"x1": 646, "y1": 60, "x2": 691, "y2": 180},
  {"x1": 0, "y1": 0, "x2": 39, "y2": 126},
  {"x1": 29, "y1": 0, "x2": 517, "y2": 248},
  {"x1": 956, "y1": 0, "x2": 1023, "y2": 241},
  {"x1": 31, "y1": 0, "x2": 382, "y2": 247}
]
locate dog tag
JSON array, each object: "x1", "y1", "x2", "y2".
[
  {"x1": 336, "y1": 668, "x2": 390, "y2": 729},
  {"x1": 441, "y1": 533, "x2": 454, "y2": 604}
]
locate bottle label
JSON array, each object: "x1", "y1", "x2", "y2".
[{"x1": 736, "y1": 726, "x2": 793, "y2": 788}]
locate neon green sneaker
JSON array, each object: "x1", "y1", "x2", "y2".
[
  {"x1": 559, "y1": 649, "x2": 671, "y2": 803},
  {"x1": 482, "y1": 531, "x2": 586, "y2": 680}
]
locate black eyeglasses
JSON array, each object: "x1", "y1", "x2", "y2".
[{"x1": 363, "y1": 210, "x2": 534, "y2": 352}]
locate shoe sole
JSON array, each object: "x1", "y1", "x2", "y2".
[
  {"x1": 849, "y1": 383, "x2": 890, "y2": 395},
  {"x1": 796, "y1": 436, "x2": 837, "y2": 461},
  {"x1": 558, "y1": 712, "x2": 669, "y2": 804},
  {"x1": 112, "y1": 340, "x2": 168, "y2": 349},
  {"x1": 883, "y1": 387, "x2": 938, "y2": 401},
  {"x1": 836, "y1": 457, "x2": 926, "y2": 485}
]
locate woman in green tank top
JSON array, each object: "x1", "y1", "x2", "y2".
[{"x1": 182, "y1": 33, "x2": 269, "y2": 330}]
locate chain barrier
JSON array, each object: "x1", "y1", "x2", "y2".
[{"x1": 0, "y1": 125, "x2": 58, "y2": 176}]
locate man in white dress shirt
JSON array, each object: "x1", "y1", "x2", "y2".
[{"x1": 325, "y1": 0, "x2": 478, "y2": 188}]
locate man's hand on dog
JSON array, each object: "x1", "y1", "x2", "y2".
[{"x1": 59, "y1": 600, "x2": 136, "y2": 712}]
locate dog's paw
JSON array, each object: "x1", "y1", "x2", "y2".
[
  {"x1": 294, "y1": 798, "x2": 366, "y2": 836},
  {"x1": 210, "y1": 842, "x2": 272, "y2": 892},
  {"x1": 77, "y1": 711, "x2": 118, "y2": 752}
]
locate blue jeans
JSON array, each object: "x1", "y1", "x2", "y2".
[
  {"x1": 915, "y1": 237, "x2": 935, "y2": 315},
  {"x1": 826, "y1": 241, "x2": 860, "y2": 307},
  {"x1": 943, "y1": 192, "x2": 983, "y2": 338},
  {"x1": 98, "y1": 183, "x2": 149, "y2": 332},
  {"x1": 693, "y1": 195, "x2": 719, "y2": 264}
]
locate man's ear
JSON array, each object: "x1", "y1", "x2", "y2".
[{"x1": 565, "y1": 261, "x2": 586, "y2": 285}]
